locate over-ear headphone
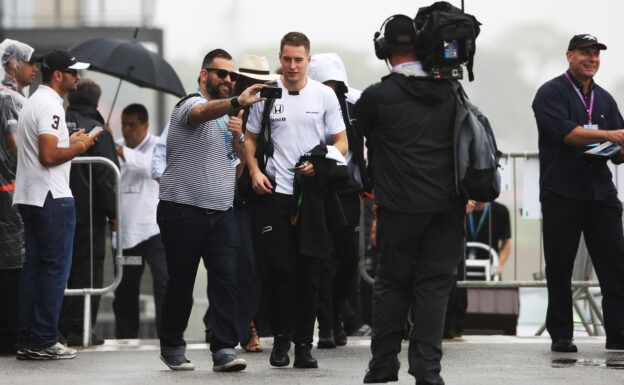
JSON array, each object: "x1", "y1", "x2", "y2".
[{"x1": 373, "y1": 14, "x2": 419, "y2": 60}]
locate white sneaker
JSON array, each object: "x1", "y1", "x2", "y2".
[{"x1": 26, "y1": 342, "x2": 78, "y2": 360}]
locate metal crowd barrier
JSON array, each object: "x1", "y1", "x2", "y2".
[{"x1": 66, "y1": 156, "x2": 123, "y2": 348}]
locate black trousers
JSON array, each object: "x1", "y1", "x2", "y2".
[
  {"x1": 0, "y1": 268, "x2": 20, "y2": 353},
  {"x1": 369, "y1": 206, "x2": 464, "y2": 385},
  {"x1": 113, "y1": 234, "x2": 168, "y2": 339},
  {"x1": 541, "y1": 189, "x2": 624, "y2": 343},
  {"x1": 261, "y1": 193, "x2": 323, "y2": 345},
  {"x1": 317, "y1": 193, "x2": 360, "y2": 332},
  {"x1": 59, "y1": 225, "x2": 105, "y2": 336}
]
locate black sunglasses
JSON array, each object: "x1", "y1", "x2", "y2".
[
  {"x1": 61, "y1": 68, "x2": 78, "y2": 77},
  {"x1": 203, "y1": 67, "x2": 238, "y2": 81}
]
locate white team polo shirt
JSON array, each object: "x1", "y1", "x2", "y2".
[
  {"x1": 247, "y1": 76, "x2": 346, "y2": 195},
  {"x1": 13, "y1": 85, "x2": 72, "y2": 207}
]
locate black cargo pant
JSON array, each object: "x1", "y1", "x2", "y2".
[
  {"x1": 261, "y1": 193, "x2": 323, "y2": 345},
  {"x1": 369, "y1": 206, "x2": 464, "y2": 385}
]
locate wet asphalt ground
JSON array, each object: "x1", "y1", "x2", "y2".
[{"x1": 1, "y1": 336, "x2": 623, "y2": 385}]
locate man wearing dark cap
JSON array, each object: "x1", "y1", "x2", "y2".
[
  {"x1": 12, "y1": 50, "x2": 100, "y2": 360},
  {"x1": 0, "y1": 38, "x2": 39, "y2": 354},
  {"x1": 355, "y1": 15, "x2": 465, "y2": 385},
  {"x1": 533, "y1": 35, "x2": 624, "y2": 353}
]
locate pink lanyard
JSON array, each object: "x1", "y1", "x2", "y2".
[{"x1": 564, "y1": 72, "x2": 594, "y2": 125}]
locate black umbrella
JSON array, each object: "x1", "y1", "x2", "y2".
[{"x1": 68, "y1": 31, "x2": 186, "y2": 122}]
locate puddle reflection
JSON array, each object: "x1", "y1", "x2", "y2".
[{"x1": 551, "y1": 358, "x2": 624, "y2": 369}]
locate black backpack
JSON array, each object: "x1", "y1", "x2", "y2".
[
  {"x1": 414, "y1": 1, "x2": 481, "y2": 81},
  {"x1": 451, "y1": 81, "x2": 501, "y2": 201}
]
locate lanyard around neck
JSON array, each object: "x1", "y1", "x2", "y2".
[
  {"x1": 468, "y1": 204, "x2": 489, "y2": 240},
  {"x1": 564, "y1": 72, "x2": 594, "y2": 125}
]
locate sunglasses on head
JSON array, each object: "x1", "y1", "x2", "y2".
[
  {"x1": 61, "y1": 68, "x2": 78, "y2": 77},
  {"x1": 203, "y1": 67, "x2": 238, "y2": 81}
]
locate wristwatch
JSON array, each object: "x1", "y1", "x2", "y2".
[
  {"x1": 233, "y1": 133, "x2": 245, "y2": 143},
  {"x1": 230, "y1": 96, "x2": 242, "y2": 109}
]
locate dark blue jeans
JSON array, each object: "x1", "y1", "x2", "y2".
[
  {"x1": 17, "y1": 192, "x2": 75, "y2": 349},
  {"x1": 157, "y1": 200, "x2": 240, "y2": 353}
]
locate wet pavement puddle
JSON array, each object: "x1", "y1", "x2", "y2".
[{"x1": 552, "y1": 358, "x2": 624, "y2": 369}]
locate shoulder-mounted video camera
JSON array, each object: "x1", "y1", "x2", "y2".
[{"x1": 373, "y1": 1, "x2": 481, "y2": 81}]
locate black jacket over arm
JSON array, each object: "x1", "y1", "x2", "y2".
[{"x1": 292, "y1": 144, "x2": 350, "y2": 258}]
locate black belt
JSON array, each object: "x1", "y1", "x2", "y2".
[{"x1": 162, "y1": 200, "x2": 224, "y2": 215}]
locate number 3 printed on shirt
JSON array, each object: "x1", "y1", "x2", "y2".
[{"x1": 51, "y1": 115, "x2": 60, "y2": 130}]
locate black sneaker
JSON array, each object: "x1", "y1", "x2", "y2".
[
  {"x1": 334, "y1": 327, "x2": 348, "y2": 346},
  {"x1": 363, "y1": 370, "x2": 399, "y2": 383},
  {"x1": 293, "y1": 343, "x2": 318, "y2": 368},
  {"x1": 317, "y1": 330, "x2": 336, "y2": 349},
  {"x1": 270, "y1": 334, "x2": 291, "y2": 367},
  {"x1": 551, "y1": 338, "x2": 578, "y2": 353}
]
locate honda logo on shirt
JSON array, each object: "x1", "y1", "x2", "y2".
[{"x1": 273, "y1": 104, "x2": 284, "y2": 114}]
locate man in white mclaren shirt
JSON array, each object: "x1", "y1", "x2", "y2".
[
  {"x1": 113, "y1": 103, "x2": 168, "y2": 339},
  {"x1": 245, "y1": 32, "x2": 348, "y2": 369}
]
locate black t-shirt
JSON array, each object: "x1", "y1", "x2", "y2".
[{"x1": 465, "y1": 201, "x2": 510, "y2": 259}]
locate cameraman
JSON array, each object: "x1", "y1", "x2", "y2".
[{"x1": 355, "y1": 15, "x2": 465, "y2": 385}]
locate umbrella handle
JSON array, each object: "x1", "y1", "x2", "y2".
[{"x1": 107, "y1": 78, "x2": 124, "y2": 125}]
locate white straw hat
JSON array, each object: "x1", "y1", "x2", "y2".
[{"x1": 238, "y1": 55, "x2": 279, "y2": 81}]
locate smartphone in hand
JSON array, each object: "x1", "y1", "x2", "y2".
[
  {"x1": 88, "y1": 126, "x2": 103, "y2": 137},
  {"x1": 260, "y1": 86, "x2": 282, "y2": 99}
]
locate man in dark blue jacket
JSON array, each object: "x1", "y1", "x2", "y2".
[
  {"x1": 532, "y1": 34, "x2": 624, "y2": 353},
  {"x1": 355, "y1": 15, "x2": 465, "y2": 385}
]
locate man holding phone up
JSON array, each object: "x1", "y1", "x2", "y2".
[
  {"x1": 157, "y1": 49, "x2": 265, "y2": 372},
  {"x1": 245, "y1": 32, "x2": 348, "y2": 369}
]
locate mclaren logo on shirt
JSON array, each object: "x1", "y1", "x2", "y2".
[{"x1": 273, "y1": 104, "x2": 284, "y2": 114}]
